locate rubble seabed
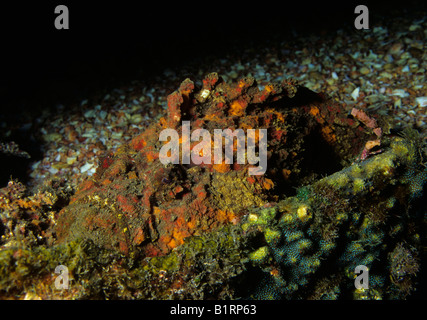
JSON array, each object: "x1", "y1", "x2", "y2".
[{"x1": 0, "y1": 74, "x2": 426, "y2": 300}]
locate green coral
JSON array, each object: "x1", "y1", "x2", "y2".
[{"x1": 242, "y1": 136, "x2": 426, "y2": 299}]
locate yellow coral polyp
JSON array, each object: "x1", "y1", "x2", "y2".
[
  {"x1": 248, "y1": 213, "x2": 258, "y2": 223},
  {"x1": 281, "y1": 213, "x2": 294, "y2": 225},
  {"x1": 249, "y1": 246, "x2": 269, "y2": 263},
  {"x1": 353, "y1": 178, "x2": 365, "y2": 193},
  {"x1": 297, "y1": 205, "x2": 311, "y2": 221},
  {"x1": 350, "y1": 164, "x2": 363, "y2": 178},
  {"x1": 365, "y1": 155, "x2": 394, "y2": 177},
  {"x1": 328, "y1": 172, "x2": 349, "y2": 188},
  {"x1": 361, "y1": 217, "x2": 370, "y2": 229},
  {"x1": 336, "y1": 212, "x2": 347, "y2": 221},
  {"x1": 383, "y1": 167, "x2": 392, "y2": 176},
  {"x1": 265, "y1": 228, "x2": 281, "y2": 244},
  {"x1": 380, "y1": 156, "x2": 394, "y2": 175},
  {"x1": 298, "y1": 239, "x2": 311, "y2": 250},
  {"x1": 391, "y1": 139, "x2": 410, "y2": 158}
]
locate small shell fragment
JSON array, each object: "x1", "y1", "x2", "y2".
[
  {"x1": 351, "y1": 87, "x2": 360, "y2": 101},
  {"x1": 80, "y1": 163, "x2": 94, "y2": 173},
  {"x1": 415, "y1": 97, "x2": 427, "y2": 107},
  {"x1": 200, "y1": 89, "x2": 210, "y2": 99}
]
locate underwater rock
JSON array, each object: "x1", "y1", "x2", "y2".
[
  {"x1": 54, "y1": 73, "x2": 375, "y2": 258},
  {"x1": 0, "y1": 74, "x2": 425, "y2": 299}
]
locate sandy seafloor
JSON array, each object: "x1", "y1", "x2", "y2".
[{"x1": 0, "y1": 1, "x2": 426, "y2": 302}]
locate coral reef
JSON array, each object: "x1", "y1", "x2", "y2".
[
  {"x1": 0, "y1": 74, "x2": 425, "y2": 299},
  {"x1": 243, "y1": 135, "x2": 425, "y2": 299}
]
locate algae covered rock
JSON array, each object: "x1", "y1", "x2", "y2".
[
  {"x1": 54, "y1": 73, "x2": 375, "y2": 258},
  {"x1": 0, "y1": 74, "x2": 425, "y2": 299}
]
